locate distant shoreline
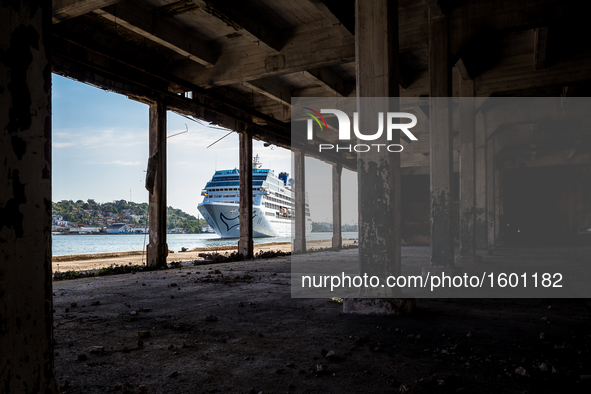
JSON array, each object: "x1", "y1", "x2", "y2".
[
  {"x1": 52, "y1": 232, "x2": 215, "y2": 235},
  {"x1": 51, "y1": 238, "x2": 359, "y2": 272},
  {"x1": 52, "y1": 241, "x2": 292, "y2": 262},
  {"x1": 52, "y1": 232, "x2": 360, "y2": 258},
  {"x1": 52, "y1": 238, "x2": 358, "y2": 263}
]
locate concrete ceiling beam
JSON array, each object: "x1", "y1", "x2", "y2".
[
  {"x1": 172, "y1": 25, "x2": 355, "y2": 87},
  {"x1": 301, "y1": 67, "x2": 353, "y2": 97},
  {"x1": 242, "y1": 79, "x2": 293, "y2": 107},
  {"x1": 94, "y1": 1, "x2": 216, "y2": 67},
  {"x1": 534, "y1": 26, "x2": 549, "y2": 70},
  {"x1": 308, "y1": 0, "x2": 354, "y2": 37},
  {"x1": 191, "y1": 0, "x2": 284, "y2": 53},
  {"x1": 53, "y1": 0, "x2": 121, "y2": 23}
]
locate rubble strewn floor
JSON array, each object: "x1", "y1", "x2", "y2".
[{"x1": 52, "y1": 247, "x2": 591, "y2": 393}]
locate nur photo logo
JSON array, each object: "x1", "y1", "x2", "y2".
[{"x1": 304, "y1": 108, "x2": 418, "y2": 153}]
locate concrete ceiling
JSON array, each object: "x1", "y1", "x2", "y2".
[{"x1": 51, "y1": 0, "x2": 591, "y2": 171}]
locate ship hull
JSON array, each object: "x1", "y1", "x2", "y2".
[{"x1": 198, "y1": 202, "x2": 295, "y2": 239}]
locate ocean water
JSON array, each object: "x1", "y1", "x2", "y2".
[{"x1": 52, "y1": 232, "x2": 359, "y2": 256}]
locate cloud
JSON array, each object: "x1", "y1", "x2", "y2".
[
  {"x1": 167, "y1": 131, "x2": 233, "y2": 148},
  {"x1": 112, "y1": 160, "x2": 143, "y2": 166},
  {"x1": 53, "y1": 142, "x2": 75, "y2": 148},
  {"x1": 51, "y1": 127, "x2": 148, "y2": 150}
]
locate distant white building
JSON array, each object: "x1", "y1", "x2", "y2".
[
  {"x1": 106, "y1": 223, "x2": 131, "y2": 234},
  {"x1": 79, "y1": 227, "x2": 100, "y2": 234},
  {"x1": 130, "y1": 226, "x2": 148, "y2": 234},
  {"x1": 54, "y1": 216, "x2": 69, "y2": 226}
]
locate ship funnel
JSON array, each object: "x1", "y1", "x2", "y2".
[{"x1": 278, "y1": 172, "x2": 289, "y2": 186}]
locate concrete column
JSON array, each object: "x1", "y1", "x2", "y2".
[
  {"x1": 428, "y1": 12, "x2": 455, "y2": 267},
  {"x1": 356, "y1": 0, "x2": 400, "y2": 283},
  {"x1": 456, "y1": 78, "x2": 481, "y2": 264},
  {"x1": 331, "y1": 163, "x2": 342, "y2": 249},
  {"x1": 344, "y1": 0, "x2": 414, "y2": 315},
  {"x1": 486, "y1": 135, "x2": 495, "y2": 252},
  {"x1": 293, "y1": 149, "x2": 306, "y2": 253},
  {"x1": 147, "y1": 101, "x2": 168, "y2": 267},
  {"x1": 494, "y1": 166, "x2": 503, "y2": 246},
  {"x1": 238, "y1": 131, "x2": 253, "y2": 258},
  {"x1": 474, "y1": 112, "x2": 489, "y2": 255},
  {"x1": 0, "y1": 0, "x2": 60, "y2": 392}
]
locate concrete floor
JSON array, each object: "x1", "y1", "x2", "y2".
[{"x1": 52, "y1": 246, "x2": 591, "y2": 393}]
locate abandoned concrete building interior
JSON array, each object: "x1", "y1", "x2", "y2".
[{"x1": 2, "y1": 0, "x2": 591, "y2": 392}]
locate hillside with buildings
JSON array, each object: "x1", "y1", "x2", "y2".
[{"x1": 52, "y1": 199, "x2": 207, "y2": 234}]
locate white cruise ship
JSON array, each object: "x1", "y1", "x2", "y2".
[{"x1": 198, "y1": 156, "x2": 313, "y2": 238}]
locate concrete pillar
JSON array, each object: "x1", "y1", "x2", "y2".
[
  {"x1": 486, "y1": 135, "x2": 495, "y2": 252},
  {"x1": 293, "y1": 149, "x2": 306, "y2": 253},
  {"x1": 428, "y1": 12, "x2": 455, "y2": 267},
  {"x1": 474, "y1": 112, "x2": 489, "y2": 255},
  {"x1": 0, "y1": 0, "x2": 60, "y2": 392},
  {"x1": 456, "y1": 78, "x2": 481, "y2": 264},
  {"x1": 344, "y1": 0, "x2": 414, "y2": 314},
  {"x1": 494, "y1": 166, "x2": 503, "y2": 246},
  {"x1": 331, "y1": 163, "x2": 342, "y2": 249},
  {"x1": 355, "y1": 0, "x2": 400, "y2": 283},
  {"x1": 147, "y1": 101, "x2": 168, "y2": 267},
  {"x1": 238, "y1": 131, "x2": 253, "y2": 258}
]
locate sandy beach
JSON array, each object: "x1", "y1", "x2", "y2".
[{"x1": 52, "y1": 238, "x2": 358, "y2": 272}]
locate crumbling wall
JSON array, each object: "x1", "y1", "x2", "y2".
[{"x1": 0, "y1": 1, "x2": 60, "y2": 392}]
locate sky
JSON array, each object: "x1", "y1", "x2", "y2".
[{"x1": 52, "y1": 74, "x2": 358, "y2": 224}]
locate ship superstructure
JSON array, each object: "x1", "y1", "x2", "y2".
[{"x1": 197, "y1": 156, "x2": 312, "y2": 238}]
